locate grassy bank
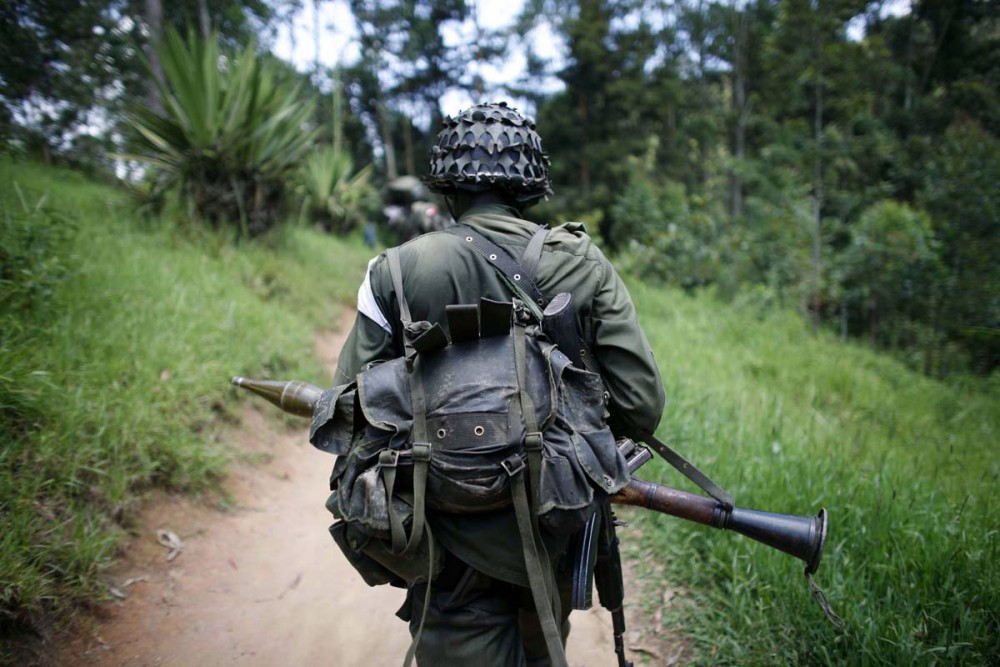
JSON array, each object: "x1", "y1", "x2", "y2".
[
  {"x1": 630, "y1": 283, "x2": 999, "y2": 664},
  {"x1": 0, "y1": 159, "x2": 373, "y2": 632},
  {"x1": 3, "y1": 160, "x2": 997, "y2": 665}
]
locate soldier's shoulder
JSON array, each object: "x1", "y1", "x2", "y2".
[{"x1": 547, "y1": 221, "x2": 605, "y2": 262}]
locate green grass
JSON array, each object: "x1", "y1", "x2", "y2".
[
  {"x1": 627, "y1": 283, "x2": 999, "y2": 665},
  {"x1": 3, "y1": 159, "x2": 997, "y2": 665},
  {"x1": 0, "y1": 158, "x2": 374, "y2": 631}
]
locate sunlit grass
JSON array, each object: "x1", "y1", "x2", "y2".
[
  {"x1": 0, "y1": 158, "x2": 374, "y2": 628},
  {"x1": 627, "y1": 283, "x2": 999, "y2": 665}
]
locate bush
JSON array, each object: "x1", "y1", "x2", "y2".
[
  {"x1": 297, "y1": 146, "x2": 378, "y2": 234},
  {"x1": 126, "y1": 30, "x2": 317, "y2": 238}
]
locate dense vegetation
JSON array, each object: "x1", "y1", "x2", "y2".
[
  {"x1": 5, "y1": 1, "x2": 998, "y2": 376},
  {"x1": 0, "y1": 157, "x2": 373, "y2": 637},
  {"x1": 2, "y1": 160, "x2": 996, "y2": 665},
  {"x1": 2, "y1": 0, "x2": 998, "y2": 664}
]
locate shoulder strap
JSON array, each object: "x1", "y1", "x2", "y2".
[
  {"x1": 520, "y1": 225, "x2": 550, "y2": 279},
  {"x1": 386, "y1": 247, "x2": 412, "y2": 326},
  {"x1": 449, "y1": 225, "x2": 549, "y2": 310}
]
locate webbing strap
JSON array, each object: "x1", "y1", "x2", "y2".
[
  {"x1": 643, "y1": 434, "x2": 734, "y2": 509},
  {"x1": 807, "y1": 573, "x2": 845, "y2": 629},
  {"x1": 520, "y1": 226, "x2": 550, "y2": 279},
  {"x1": 386, "y1": 247, "x2": 412, "y2": 325},
  {"x1": 381, "y1": 451, "x2": 406, "y2": 554},
  {"x1": 450, "y1": 225, "x2": 548, "y2": 309},
  {"x1": 513, "y1": 322, "x2": 563, "y2": 628},
  {"x1": 402, "y1": 526, "x2": 436, "y2": 667},
  {"x1": 384, "y1": 247, "x2": 432, "y2": 556},
  {"x1": 386, "y1": 247, "x2": 418, "y2": 368},
  {"x1": 511, "y1": 469, "x2": 568, "y2": 667},
  {"x1": 513, "y1": 323, "x2": 539, "y2": 435},
  {"x1": 380, "y1": 445, "x2": 430, "y2": 556}
]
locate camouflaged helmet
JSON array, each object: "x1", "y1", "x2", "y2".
[{"x1": 423, "y1": 102, "x2": 553, "y2": 205}]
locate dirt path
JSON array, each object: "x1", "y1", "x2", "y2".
[{"x1": 58, "y1": 325, "x2": 684, "y2": 667}]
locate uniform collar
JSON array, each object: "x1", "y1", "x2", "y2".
[{"x1": 458, "y1": 205, "x2": 540, "y2": 240}]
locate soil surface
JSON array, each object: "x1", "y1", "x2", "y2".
[{"x1": 54, "y1": 323, "x2": 688, "y2": 667}]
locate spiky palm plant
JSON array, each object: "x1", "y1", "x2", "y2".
[
  {"x1": 298, "y1": 146, "x2": 376, "y2": 234},
  {"x1": 128, "y1": 30, "x2": 318, "y2": 237}
]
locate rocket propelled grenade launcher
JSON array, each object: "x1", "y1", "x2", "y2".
[{"x1": 231, "y1": 376, "x2": 829, "y2": 575}]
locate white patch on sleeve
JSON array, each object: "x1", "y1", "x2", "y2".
[{"x1": 357, "y1": 256, "x2": 392, "y2": 334}]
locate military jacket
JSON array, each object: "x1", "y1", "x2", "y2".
[{"x1": 335, "y1": 205, "x2": 665, "y2": 585}]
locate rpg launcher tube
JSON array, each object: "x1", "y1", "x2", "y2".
[
  {"x1": 612, "y1": 479, "x2": 828, "y2": 575},
  {"x1": 231, "y1": 377, "x2": 828, "y2": 574}
]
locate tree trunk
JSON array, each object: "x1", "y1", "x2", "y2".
[
  {"x1": 403, "y1": 119, "x2": 415, "y2": 176},
  {"x1": 811, "y1": 23, "x2": 824, "y2": 334},
  {"x1": 869, "y1": 294, "x2": 878, "y2": 347},
  {"x1": 377, "y1": 96, "x2": 398, "y2": 179},
  {"x1": 579, "y1": 96, "x2": 590, "y2": 195},
  {"x1": 313, "y1": 0, "x2": 321, "y2": 87},
  {"x1": 144, "y1": 0, "x2": 165, "y2": 115},
  {"x1": 197, "y1": 0, "x2": 210, "y2": 38},
  {"x1": 729, "y1": 8, "x2": 749, "y2": 221}
]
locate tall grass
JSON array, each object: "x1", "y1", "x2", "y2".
[
  {"x1": 0, "y1": 158, "x2": 374, "y2": 630},
  {"x1": 627, "y1": 283, "x2": 999, "y2": 664}
]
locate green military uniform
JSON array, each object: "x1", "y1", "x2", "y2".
[{"x1": 335, "y1": 204, "x2": 665, "y2": 665}]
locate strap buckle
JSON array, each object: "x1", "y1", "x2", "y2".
[
  {"x1": 501, "y1": 454, "x2": 526, "y2": 477},
  {"x1": 411, "y1": 443, "x2": 432, "y2": 462},
  {"x1": 379, "y1": 449, "x2": 400, "y2": 467},
  {"x1": 524, "y1": 432, "x2": 544, "y2": 452}
]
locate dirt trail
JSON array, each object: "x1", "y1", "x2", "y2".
[{"x1": 58, "y1": 325, "x2": 684, "y2": 667}]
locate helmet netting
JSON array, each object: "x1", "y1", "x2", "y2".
[{"x1": 422, "y1": 102, "x2": 553, "y2": 203}]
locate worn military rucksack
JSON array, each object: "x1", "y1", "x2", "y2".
[{"x1": 308, "y1": 226, "x2": 629, "y2": 666}]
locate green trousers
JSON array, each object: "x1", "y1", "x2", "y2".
[{"x1": 398, "y1": 556, "x2": 571, "y2": 667}]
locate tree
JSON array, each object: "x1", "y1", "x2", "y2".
[
  {"x1": 349, "y1": 0, "x2": 472, "y2": 178},
  {"x1": 838, "y1": 200, "x2": 939, "y2": 347},
  {"x1": 0, "y1": 0, "x2": 280, "y2": 163},
  {"x1": 920, "y1": 119, "x2": 1000, "y2": 374}
]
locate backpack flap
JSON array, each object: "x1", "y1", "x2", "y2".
[{"x1": 309, "y1": 382, "x2": 358, "y2": 455}]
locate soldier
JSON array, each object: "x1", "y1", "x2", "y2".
[{"x1": 335, "y1": 102, "x2": 665, "y2": 665}]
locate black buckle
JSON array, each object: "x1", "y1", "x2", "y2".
[{"x1": 501, "y1": 454, "x2": 525, "y2": 477}]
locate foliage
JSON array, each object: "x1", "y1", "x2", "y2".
[
  {"x1": 297, "y1": 146, "x2": 378, "y2": 234},
  {"x1": 0, "y1": 0, "x2": 278, "y2": 160},
  {"x1": 919, "y1": 120, "x2": 1000, "y2": 374},
  {"x1": 126, "y1": 30, "x2": 318, "y2": 237},
  {"x1": 628, "y1": 282, "x2": 999, "y2": 665},
  {"x1": 612, "y1": 174, "x2": 726, "y2": 290},
  {"x1": 837, "y1": 200, "x2": 940, "y2": 349},
  {"x1": 0, "y1": 157, "x2": 374, "y2": 632}
]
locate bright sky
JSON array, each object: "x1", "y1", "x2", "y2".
[{"x1": 269, "y1": 0, "x2": 566, "y2": 123}]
